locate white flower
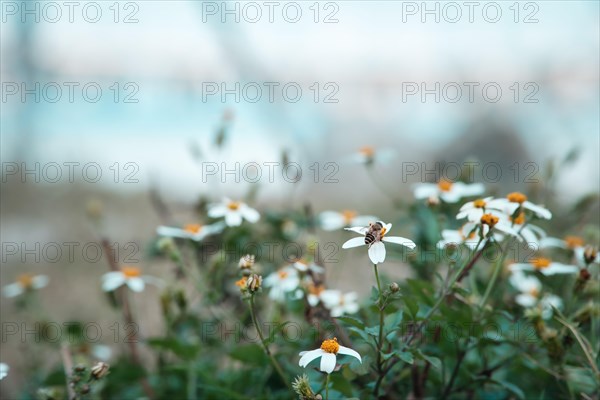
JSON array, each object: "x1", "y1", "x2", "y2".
[
  {"x1": 509, "y1": 257, "x2": 578, "y2": 276},
  {"x1": 2, "y1": 274, "x2": 49, "y2": 298},
  {"x1": 437, "y1": 222, "x2": 488, "y2": 250},
  {"x1": 318, "y1": 210, "x2": 379, "y2": 231},
  {"x1": 263, "y1": 266, "x2": 300, "y2": 301},
  {"x1": 349, "y1": 146, "x2": 395, "y2": 166},
  {"x1": 456, "y1": 197, "x2": 497, "y2": 221},
  {"x1": 478, "y1": 211, "x2": 539, "y2": 246},
  {"x1": 156, "y1": 222, "x2": 224, "y2": 241},
  {"x1": 509, "y1": 272, "x2": 562, "y2": 319},
  {"x1": 299, "y1": 338, "x2": 361, "y2": 374},
  {"x1": 319, "y1": 290, "x2": 359, "y2": 317},
  {"x1": 0, "y1": 363, "x2": 8, "y2": 380},
  {"x1": 486, "y1": 192, "x2": 551, "y2": 220},
  {"x1": 207, "y1": 198, "x2": 260, "y2": 227},
  {"x1": 291, "y1": 259, "x2": 324, "y2": 274},
  {"x1": 342, "y1": 221, "x2": 416, "y2": 265},
  {"x1": 413, "y1": 179, "x2": 484, "y2": 203},
  {"x1": 540, "y1": 236, "x2": 599, "y2": 265},
  {"x1": 101, "y1": 266, "x2": 163, "y2": 292}
]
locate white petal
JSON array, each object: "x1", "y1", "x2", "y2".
[
  {"x1": 337, "y1": 346, "x2": 362, "y2": 363},
  {"x1": 508, "y1": 263, "x2": 534, "y2": 274},
  {"x1": 307, "y1": 294, "x2": 320, "y2": 307},
  {"x1": 383, "y1": 236, "x2": 416, "y2": 249},
  {"x1": 319, "y1": 212, "x2": 345, "y2": 231},
  {"x1": 92, "y1": 345, "x2": 112, "y2": 361},
  {"x1": 207, "y1": 204, "x2": 227, "y2": 218},
  {"x1": 101, "y1": 272, "x2": 126, "y2": 292},
  {"x1": 345, "y1": 226, "x2": 368, "y2": 235},
  {"x1": 31, "y1": 275, "x2": 49, "y2": 289},
  {"x1": 541, "y1": 263, "x2": 578, "y2": 276},
  {"x1": 320, "y1": 352, "x2": 337, "y2": 374},
  {"x1": 516, "y1": 294, "x2": 537, "y2": 308},
  {"x1": 368, "y1": 242, "x2": 386, "y2": 264},
  {"x1": 539, "y1": 237, "x2": 567, "y2": 249},
  {"x1": 383, "y1": 223, "x2": 393, "y2": 233},
  {"x1": 2, "y1": 283, "x2": 24, "y2": 298},
  {"x1": 352, "y1": 215, "x2": 379, "y2": 227},
  {"x1": 225, "y1": 212, "x2": 243, "y2": 227},
  {"x1": 126, "y1": 277, "x2": 145, "y2": 292},
  {"x1": 320, "y1": 290, "x2": 342, "y2": 307},
  {"x1": 413, "y1": 184, "x2": 437, "y2": 199},
  {"x1": 0, "y1": 363, "x2": 8, "y2": 380},
  {"x1": 342, "y1": 237, "x2": 366, "y2": 249},
  {"x1": 241, "y1": 205, "x2": 260, "y2": 223},
  {"x1": 524, "y1": 201, "x2": 552, "y2": 219},
  {"x1": 156, "y1": 226, "x2": 190, "y2": 239},
  {"x1": 299, "y1": 349, "x2": 324, "y2": 368}
]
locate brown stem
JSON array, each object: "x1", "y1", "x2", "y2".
[
  {"x1": 60, "y1": 343, "x2": 76, "y2": 400},
  {"x1": 101, "y1": 239, "x2": 155, "y2": 399}
]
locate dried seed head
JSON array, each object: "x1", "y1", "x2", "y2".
[{"x1": 90, "y1": 362, "x2": 110, "y2": 380}]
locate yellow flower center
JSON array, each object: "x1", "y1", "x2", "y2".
[
  {"x1": 437, "y1": 179, "x2": 453, "y2": 192},
  {"x1": 17, "y1": 274, "x2": 34, "y2": 289},
  {"x1": 564, "y1": 236, "x2": 584, "y2": 249},
  {"x1": 507, "y1": 192, "x2": 527, "y2": 204},
  {"x1": 341, "y1": 210, "x2": 357, "y2": 224},
  {"x1": 529, "y1": 287, "x2": 539, "y2": 298},
  {"x1": 320, "y1": 338, "x2": 340, "y2": 354},
  {"x1": 380, "y1": 227, "x2": 387, "y2": 238},
  {"x1": 227, "y1": 201, "x2": 241, "y2": 210},
  {"x1": 480, "y1": 213, "x2": 499, "y2": 227},
  {"x1": 235, "y1": 277, "x2": 247, "y2": 288},
  {"x1": 308, "y1": 283, "x2": 325, "y2": 296},
  {"x1": 473, "y1": 199, "x2": 486, "y2": 208},
  {"x1": 460, "y1": 226, "x2": 476, "y2": 240},
  {"x1": 278, "y1": 270, "x2": 289, "y2": 279},
  {"x1": 359, "y1": 146, "x2": 375, "y2": 158},
  {"x1": 511, "y1": 212, "x2": 526, "y2": 225},
  {"x1": 121, "y1": 266, "x2": 141, "y2": 278},
  {"x1": 531, "y1": 257, "x2": 551, "y2": 269},
  {"x1": 184, "y1": 223, "x2": 202, "y2": 234}
]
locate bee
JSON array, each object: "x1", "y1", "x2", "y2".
[{"x1": 364, "y1": 221, "x2": 385, "y2": 247}]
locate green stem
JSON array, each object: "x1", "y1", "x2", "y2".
[
  {"x1": 366, "y1": 167, "x2": 402, "y2": 208},
  {"x1": 479, "y1": 238, "x2": 513, "y2": 308},
  {"x1": 248, "y1": 296, "x2": 292, "y2": 392},
  {"x1": 325, "y1": 374, "x2": 330, "y2": 400},
  {"x1": 187, "y1": 360, "x2": 197, "y2": 400},
  {"x1": 373, "y1": 264, "x2": 386, "y2": 398}
]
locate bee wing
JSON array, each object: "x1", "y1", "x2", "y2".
[{"x1": 344, "y1": 226, "x2": 368, "y2": 235}]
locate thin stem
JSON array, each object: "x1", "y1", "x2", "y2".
[
  {"x1": 248, "y1": 296, "x2": 292, "y2": 392},
  {"x1": 60, "y1": 343, "x2": 76, "y2": 400},
  {"x1": 479, "y1": 238, "x2": 512, "y2": 308},
  {"x1": 325, "y1": 374, "x2": 330, "y2": 400},
  {"x1": 366, "y1": 167, "x2": 402, "y2": 208},
  {"x1": 373, "y1": 264, "x2": 386, "y2": 398},
  {"x1": 187, "y1": 360, "x2": 197, "y2": 400}
]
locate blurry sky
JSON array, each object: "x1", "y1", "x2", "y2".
[{"x1": 1, "y1": 0, "x2": 599, "y2": 203}]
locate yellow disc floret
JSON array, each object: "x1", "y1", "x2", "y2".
[
  {"x1": 437, "y1": 179, "x2": 453, "y2": 192},
  {"x1": 473, "y1": 199, "x2": 486, "y2": 208},
  {"x1": 531, "y1": 257, "x2": 551, "y2": 269},
  {"x1": 320, "y1": 337, "x2": 340, "y2": 354},
  {"x1": 342, "y1": 210, "x2": 357, "y2": 224},
  {"x1": 507, "y1": 192, "x2": 527, "y2": 204},
  {"x1": 17, "y1": 273, "x2": 34, "y2": 289},
  {"x1": 184, "y1": 223, "x2": 202, "y2": 234},
  {"x1": 227, "y1": 201, "x2": 241, "y2": 210},
  {"x1": 480, "y1": 213, "x2": 499, "y2": 227},
  {"x1": 121, "y1": 266, "x2": 142, "y2": 278},
  {"x1": 564, "y1": 236, "x2": 584, "y2": 249},
  {"x1": 359, "y1": 146, "x2": 375, "y2": 158}
]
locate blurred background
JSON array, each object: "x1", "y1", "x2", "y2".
[{"x1": 1, "y1": 0, "x2": 599, "y2": 396}]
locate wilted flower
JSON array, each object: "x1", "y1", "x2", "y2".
[
  {"x1": 318, "y1": 210, "x2": 378, "y2": 231},
  {"x1": 342, "y1": 221, "x2": 416, "y2": 264},
  {"x1": 2, "y1": 274, "x2": 49, "y2": 298},
  {"x1": 246, "y1": 274, "x2": 262, "y2": 293},
  {"x1": 156, "y1": 222, "x2": 224, "y2": 241},
  {"x1": 509, "y1": 257, "x2": 578, "y2": 276},
  {"x1": 413, "y1": 179, "x2": 484, "y2": 203},
  {"x1": 582, "y1": 246, "x2": 599, "y2": 265},
  {"x1": 0, "y1": 363, "x2": 8, "y2": 380},
  {"x1": 90, "y1": 362, "x2": 110, "y2": 379},
  {"x1": 263, "y1": 266, "x2": 300, "y2": 301},
  {"x1": 239, "y1": 254, "x2": 256, "y2": 270},
  {"x1": 102, "y1": 266, "x2": 163, "y2": 292},
  {"x1": 299, "y1": 338, "x2": 362, "y2": 374},
  {"x1": 208, "y1": 198, "x2": 260, "y2": 227},
  {"x1": 292, "y1": 374, "x2": 319, "y2": 400}
]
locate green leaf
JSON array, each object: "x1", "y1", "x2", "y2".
[
  {"x1": 397, "y1": 351, "x2": 414, "y2": 364},
  {"x1": 384, "y1": 311, "x2": 403, "y2": 334},
  {"x1": 228, "y1": 343, "x2": 268, "y2": 365},
  {"x1": 413, "y1": 349, "x2": 441, "y2": 370},
  {"x1": 490, "y1": 379, "x2": 525, "y2": 400},
  {"x1": 364, "y1": 326, "x2": 380, "y2": 337},
  {"x1": 336, "y1": 315, "x2": 366, "y2": 330},
  {"x1": 348, "y1": 327, "x2": 370, "y2": 342},
  {"x1": 404, "y1": 297, "x2": 419, "y2": 320},
  {"x1": 146, "y1": 337, "x2": 200, "y2": 360}
]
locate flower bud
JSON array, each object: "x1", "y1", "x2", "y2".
[
  {"x1": 247, "y1": 274, "x2": 262, "y2": 293},
  {"x1": 238, "y1": 254, "x2": 255, "y2": 270},
  {"x1": 90, "y1": 362, "x2": 110, "y2": 380},
  {"x1": 389, "y1": 282, "x2": 400, "y2": 293},
  {"x1": 583, "y1": 246, "x2": 598, "y2": 265}
]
